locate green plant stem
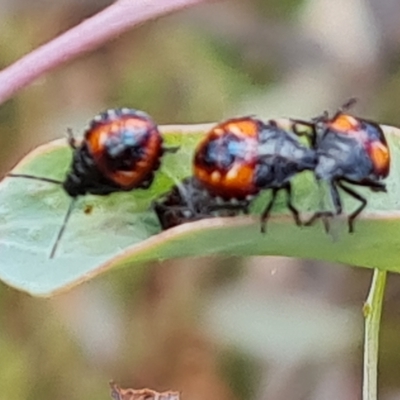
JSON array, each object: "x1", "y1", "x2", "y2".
[{"x1": 363, "y1": 268, "x2": 387, "y2": 400}]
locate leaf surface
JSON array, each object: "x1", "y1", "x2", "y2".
[{"x1": 1, "y1": 124, "x2": 399, "y2": 296}]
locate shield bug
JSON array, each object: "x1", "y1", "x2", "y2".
[
  {"x1": 9, "y1": 108, "x2": 176, "y2": 257},
  {"x1": 193, "y1": 116, "x2": 317, "y2": 231},
  {"x1": 292, "y1": 99, "x2": 390, "y2": 232}
]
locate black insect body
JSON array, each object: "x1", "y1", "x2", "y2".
[
  {"x1": 193, "y1": 117, "x2": 317, "y2": 232},
  {"x1": 153, "y1": 177, "x2": 250, "y2": 231},
  {"x1": 9, "y1": 108, "x2": 175, "y2": 258},
  {"x1": 293, "y1": 104, "x2": 390, "y2": 233},
  {"x1": 62, "y1": 108, "x2": 165, "y2": 197}
]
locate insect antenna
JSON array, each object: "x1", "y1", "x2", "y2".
[
  {"x1": 330, "y1": 97, "x2": 358, "y2": 121},
  {"x1": 340, "y1": 97, "x2": 358, "y2": 112},
  {"x1": 50, "y1": 198, "x2": 76, "y2": 259},
  {"x1": 7, "y1": 173, "x2": 63, "y2": 185},
  {"x1": 8, "y1": 172, "x2": 72, "y2": 258}
]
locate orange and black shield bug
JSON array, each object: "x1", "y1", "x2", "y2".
[
  {"x1": 9, "y1": 108, "x2": 177, "y2": 258},
  {"x1": 292, "y1": 99, "x2": 390, "y2": 232},
  {"x1": 193, "y1": 116, "x2": 317, "y2": 232}
]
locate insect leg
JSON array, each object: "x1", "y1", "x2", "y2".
[
  {"x1": 67, "y1": 128, "x2": 77, "y2": 149},
  {"x1": 284, "y1": 183, "x2": 301, "y2": 226},
  {"x1": 50, "y1": 198, "x2": 76, "y2": 259},
  {"x1": 260, "y1": 188, "x2": 278, "y2": 234},
  {"x1": 305, "y1": 180, "x2": 341, "y2": 233},
  {"x1": 163, "y1": 146, "x2": 180, "y2": 154},
  {"x1": 337, "y1": 181, "x2": 367, "y2": 233}
]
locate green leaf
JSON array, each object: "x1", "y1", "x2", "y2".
[{"x1": 0, "y1": 124, "x2": 399, "y2": 297}]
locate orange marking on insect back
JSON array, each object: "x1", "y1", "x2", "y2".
[
  {"x1": 193, "y1": 117, "x2": 261, "y2": 198},
  {"x1": 369, "y1": 141, "x2": 390, "y2": 177},
  {"x1": 87, "y1": 117, "x2": 153, "y2": 156},
  {"x1": 223, "y1": 163, "x2": 255, "y2": 191},
  {"x1": 194, "y1": 162, "x2": 257, "y2": 199},
  {"x1": 329, "y1": 114, "x2": 359, "y2": 133},
  {"x1": 225, "y1": 119, "x2": 259, "y2": 139},
  {"x1": 223, "y1": 163, "x2": 257, "y2": 197},
  {"x1": 86, "y1": 116, "x2": 163, "y2": 189},
  {"x1": 211, "y1": 170, "x2": 222, "y2": 183},
  {"x1": 107, "y1": 131, "x2": 162, "y2": 188}
]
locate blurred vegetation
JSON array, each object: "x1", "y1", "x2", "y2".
[{"x1": 2, "y1": 0, "x2": 400, "y2": 399}]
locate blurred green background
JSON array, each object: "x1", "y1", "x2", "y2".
[{"x1": 2, "y1": 0, "x2": 400, "y2": 399}]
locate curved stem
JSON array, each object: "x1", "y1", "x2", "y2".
[
  {"x1": 0, "y1": 0, "x2": 206, "y2": 105},
  {"x1": 363, "y1": 268, "x2": 387, "y2": 400}
]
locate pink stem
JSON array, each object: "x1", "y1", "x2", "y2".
[{"x1": 0, "y1": 0, "x2": 206, "y2": 105}]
